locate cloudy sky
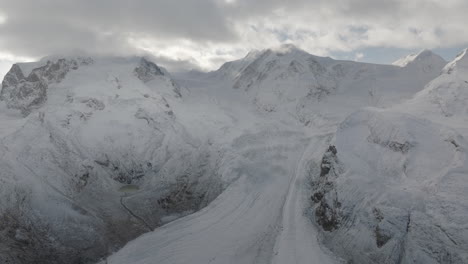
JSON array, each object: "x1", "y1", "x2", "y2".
[{"x1": 1, "y1": 0, "x2": 468, "y2": 77}]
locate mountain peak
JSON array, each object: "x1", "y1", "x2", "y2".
[
  {"x1": 392, "y1": 49, "x2": 445, "y2": 67},
  {"x1": 213, "y1": 44, "x2": 313, "y2": 81},
  {"x1": 415, "y1": 48, "x2": 433, "y2": 57},
  {"x1": 135, "y1": 57, "x2": 165, "y2": 82},
  {"x1": 443, "y1": 48, "x2": 468, "y2": 74}
]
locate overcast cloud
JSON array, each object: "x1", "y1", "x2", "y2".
[{"x1": 0, "y1": 0, "x2": 468, "y2": 73}]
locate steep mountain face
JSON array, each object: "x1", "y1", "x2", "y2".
[
  {"x1": 1, "y1": 57, "x2": 93, "y2": 115},
  {"x1": 0, "y1": 47, "x2": 465, "y2": 264},
  {"x1": 108, "y1": 48, "x2": 463, "y2": 264},
  {"x1": 209, "y1": 44, "x2": 446, "y2": 126},
  {"x1": 0, "y1": 56, "x2": 224, "y2": 264},
  {"x1": 403, "y1": 48, "x2": 468, "y2": 121},
  {"x1": 393, "y1": 49, "x2": 447, "y2": 69},
  {"x1": 310, "y1": 51, "x2": 468, "y2": 264},
  {"x1": 207, "y1": 50, "x2": 262, "y2": 81}
]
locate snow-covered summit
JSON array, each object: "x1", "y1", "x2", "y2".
[
  {"x1": 1, "y1": 46, "x2": 467, "y2": 264},
  {"x1": 318, "y1": 50, "x2": 468, "y2": 263},
  {"x1": 1, "y1": 57, "x2": 94, "y2": 115},
  {"x1": 107, "y1": 46, "x2": 467, "y2": 264},
  {"x1": 443, "y1": 48, "x2": 468, "y2": 75},
  {"x1": 0, "y1": 55, "x2": 181, "y2": 116},
  {"x1": 204, "y1": 45, "x2": 446, "y2": 124},
  {"x1": 400, "y1": 48, "x2": 468, "y2": 120},
  {"x1": 0, "y1": 53, "x2": 224, "y2": 263},
  {"x1": 210, "y1": 44, "x2": 331, "y2": 82},
  {"x1": 392, "y1": 49, "x2": 446, "y2": 69}
]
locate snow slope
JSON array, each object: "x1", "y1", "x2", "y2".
[
  {"x1": 393, "y1": 49, "x2": 446, "y2": 69},
  {"x1": 205, "y1": 44, "x2": 446, "y2": 127},
  {"x1": 310, "y1": 50, "x2": 468, "y2": 263},
  {"x1": 108, "y1": 127, "x2": 338, "y2": 264},
  {"x1": 403, "y1": 48, "x2": 468, "y2": 124},
  {"x1": 0, "y1": 56, "x2": 226, "y2": 263},
  {"x1": 107, "y1": 46, "x2": 454, "y2": 264},
  {"x1": 0, "y1": 45, "x2": 463, "y2": 264}
]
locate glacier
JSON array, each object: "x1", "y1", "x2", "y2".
[{"x1": 0, "y1": 45, "x2": 466, "y2": 264}]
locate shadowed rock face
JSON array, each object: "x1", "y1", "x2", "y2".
[
  {"x1": 312, "y1": 145, "x2": 342, "y2": 232},
  {"x1": 310, "y1": 109, "x2": 468, "y2": 264},
  {"x1": 134, "y1": 58, "x2": 164, "y2": 82},
  {"x1": 0, "y1": 57, "x2": 93, "y2": 116},
  {"x1": 0, "y1": 127, "x2": 223, "y2": 264},
  {"x1": 0, "y1": 55, "x2": 223, "y2": 264},
  {"x1": 134, "y1": 58, "x2": 182, "y2": 97}
]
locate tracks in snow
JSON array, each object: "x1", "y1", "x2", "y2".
[
  {"x1": 108, "y1": 129, "x2": 338, "y2": 264},
  {"x1": 272, "y1": 134, "x2": 338, "y2": 264}
]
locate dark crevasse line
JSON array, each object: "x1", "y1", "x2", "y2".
[{"x1": 119, "y1": 195, "x2": 154, "y2": 232}]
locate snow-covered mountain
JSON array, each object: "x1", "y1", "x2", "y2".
[
  {"x1": 393, "y1": 49, "x2": 447, "y2": 68},
  {"x1": 403, "y1": 48, "x2": 468, "y2": 121},
  {"x1": 0, "y1": 46, "x2": 465, "y2": 264},
  {"x1": 204, "y1": 44, "x2": 446, "y2": 126},
  {"x1": 311, "y1": 49, "x2": 468, "y2": 263},
  {"x1": 0, "y1": 56, "x2": 225, "y2": 263}
]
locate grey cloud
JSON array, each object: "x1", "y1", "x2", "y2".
[
  {"x1": 0, "y1": 0, "x2": 467, "y2": 71},
  {"x1": 0, "y1": 0, "x2": 236, "y2": 57},
  {"x1": 148, "y1": 54, "x2": 204, "y2": 72}
]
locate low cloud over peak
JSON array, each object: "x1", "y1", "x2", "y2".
[{"x1": 0, "y1": 0, "x2": 467, "y2": 72}]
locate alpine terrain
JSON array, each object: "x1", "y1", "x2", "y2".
[{"x1": 0, "y1": 45, "x2": 466, "y2": 264}]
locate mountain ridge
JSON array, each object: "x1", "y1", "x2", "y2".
[{"x1": 0, "y1": 46, "x2": 467, "y2": 264}]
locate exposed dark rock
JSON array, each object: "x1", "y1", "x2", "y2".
[
  {"x1": 80, "y1": 97, "x2": 105, "y2": 110},
  {"x1": 112, "y1": 163, "x2": 145, "y2": 184},
  {"x1": 0, "y1": 195, "x2": 86, "y2": 264},
  {"x1": 312, "y1": 145, "x2": 343, "y2": 232},
  {"x1": 447, "y1": 139, "x2": 460, "y2": 149},
  {"x1": 0, "y1": 58, "x2": 93, "y2": 116},
  {"x1": 156, "y1": 177, "x2": 207, "y2": 214},
  {"x1": 372, "y1": 207, "x2": 393, "y2": 248},
  {"x1": 134, "y1": 58, "x2": 182, "y2": 97},
  {"x1": 315, "y1": 201, "x2": 340, "y2": 231},
  {"x1": 6, "y1": 80, "x2": 48, "y2": 116},
  {"x1": 367, "y1": 133, "x2": 413, "y2": 154},
  {"x1": 375, "y1": 226, "x2": 391, "y2": 248},
  {"x1": 307, "y1": 84, "x2": 331, "y2": 101},
  {"x1": 373, "y1": 207, "x2": 384, "y2": 222},
  {"x1": 311, "y1": 191, "x2": 324, "y2": 203},
  {"x1": 134, "y1": 58, "x2": 164, "y2": 83},
  {"x1": 95, "y1": 159, "x2": 110, "y2": 167},
  {"x1": 1, "y1": 64, "x2": 25, "y2": 89},
  {"x1": 320, "y1": 145, "x2": 338, "y2": 177},
  {"x1": 387, "y1": 141, "x2": 413, "y2": 153}
]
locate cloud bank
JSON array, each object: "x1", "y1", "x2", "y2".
[{"x1": 0, "y1": 0, "x2": 467, "y2": 71}]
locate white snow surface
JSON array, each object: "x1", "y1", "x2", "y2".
[
  {"x1": 0, "y1": 45, "x2": 465, "y2": 264},
  {"x1": 392, "y1": 49, "x2": 446, "y2": 68},
  {"x1": 318, "y1": 49, "x2": 468, "y2": 263}
]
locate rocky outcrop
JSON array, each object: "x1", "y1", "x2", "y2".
[
  {"x1": 311, "y1": 109, "x2": 468, "y2": 264},
  {"x1": 311, "y1": 145, "x2": 342, "y2": 232},
  {"x1": 134, "y1": 58, "x2": 182, "y2": 97},
  {"x1": 0, "y1": 57, "x2": 93, "y2": 116},
  {"x1": 0, "y1": 55, "x2": 221, "y2": 264},
  {"x1": 134, "y1": 58, "x2": 164, "y2": 82}
]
